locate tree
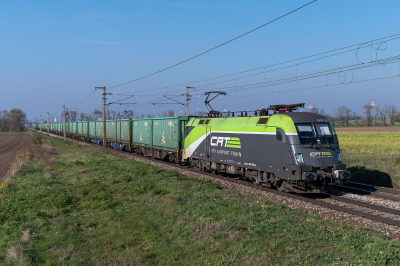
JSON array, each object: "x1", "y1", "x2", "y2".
[
  {"x1": 9, "y1": 108, "x2": 26, "y2": 132},
  {"x1": 388, "y1": 105, "x2": 397, "y2": 126},
  {"x1": 92, "y1": 109, "x2": 103, "y2": 120},
  {"x1": 363, "y1": 103, "x2": 373, "y2": 127},
  {"x1": 374, "y1": 104, "x2": 380, "y2": 126},
  {"x1": 158, "y1": 109, "x2": 175, "y2": 117}
]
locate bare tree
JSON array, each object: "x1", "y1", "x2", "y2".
[
  {"x1": 92, "y1": 109, "x2": 103, "y2": 120},
  {"x1": 158, "y1": 109, "x2": 175, "y2": 117},
  {"x1": 374, "y1": 104, "x2": 381, "y2": 126},
  {"x1": 388, "y1": 105, "x2": 397, "y2": 126},
  {"x1": 8, "y1": 109, "x2": 26, "y2": 132},
  {"x1": 343, "y1": 107, "x2": 352, "y2": 127},
  {"x1": 363, "y1": 103, "x2": 373, "y2": 127},
  {"x1": 336, "y1": 107, "x2": 345, "y2": 127}
]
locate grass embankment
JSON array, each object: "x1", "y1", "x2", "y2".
[
  {"x1": 1, "y1": 134, "x2": 400, "y2": 265},
  {"x1": 338, "y1": 132, "x2": 400, "y2": 188}
]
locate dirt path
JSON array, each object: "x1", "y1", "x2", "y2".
[
  {"x1": 336, "y1": 127, "x2": 400, "y2": 132},
  {"x1": 0, "y1": 133, "x2": 32, "y2": 183}
]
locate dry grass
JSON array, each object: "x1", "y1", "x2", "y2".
[
  {"x1": 5, "y1": 245, "x2": 30, "y2": 266},
  {"x1": 21, "y1": 229, "x2": 31, "y2": 243},
  {"x1": 192, "y1": 220, "x2": 225, "y2": 242}
]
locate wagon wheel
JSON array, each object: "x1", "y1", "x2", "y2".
[{"x1": 168, "y1": 154, "x2": 175, "y2": 163}]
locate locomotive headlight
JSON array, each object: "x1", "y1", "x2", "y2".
[
  {"x1": 295, "y1": 153, "x2": 304, "y2": 164},
  {"x1": 337, "y1": 152, "x2": 342, "y2": 163}
]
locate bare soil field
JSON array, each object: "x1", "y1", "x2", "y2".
[
  {"x1": 0, "y1": 133, "x2": 32, "y2": 182},
  {"x1": 336, "y1": 126, "x2": 400, "y2": 132}
]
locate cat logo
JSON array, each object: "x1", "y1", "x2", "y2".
[
  {"x1": 310, "y1": 152, "x2": 332, "y2": 158},
  {"x1": 210, "y1": 136, "x2": 241, "y2": 148}
]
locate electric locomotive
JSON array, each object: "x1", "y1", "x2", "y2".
[{"x1": 183, "y1": 103, "x2": 350, "y2": 193}]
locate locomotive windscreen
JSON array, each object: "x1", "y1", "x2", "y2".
[{"x1": 295, "y1": 123, "x2": 334, "y2": 145}]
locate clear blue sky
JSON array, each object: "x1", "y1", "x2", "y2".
[{"x1": 1, "y1": 0, "x2": 400, "y2": 121}]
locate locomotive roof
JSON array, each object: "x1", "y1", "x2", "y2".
[{"x1": 282, "y1": 112, "x2": 329, "y2": 123}]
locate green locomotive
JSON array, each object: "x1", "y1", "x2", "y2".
[{"x1": 182, "y1": 104, "x2": 350, "y2": 193}]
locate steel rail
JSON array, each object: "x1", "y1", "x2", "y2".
[
  {"x1": 332, "y1": 184, "x2": 400, "y2": 202},
  {"x1": 40, "y1": 130, "x2": 400, "y2": 228},
  {"x1": 323, "y1": 194, "x2": 400, "y2": 216},
  {"x1": 345, "y1": 181, "x2": 400, "y2": 195}
]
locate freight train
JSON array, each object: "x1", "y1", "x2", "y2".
[{"x1": 33, "y1": 103, "x2": 350, "y2": 193}]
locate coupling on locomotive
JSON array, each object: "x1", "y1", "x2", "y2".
[{"x1": 34, "y1": 103, "x2": 350, "y2": 193}]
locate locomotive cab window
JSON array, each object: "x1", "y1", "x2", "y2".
[{"x1": 295, "y1": 123, "x2": 334, "y2": 145}]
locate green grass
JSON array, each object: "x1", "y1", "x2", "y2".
[
  {"x1": 338, "y1": 132, "x2": 400, "y2": 156},
  {"x1": 1, "y1": 134, "x2": 400, "y2": 265},
  {"x1": 337, "y1": 132, "x2": 400, "y2": 188}
]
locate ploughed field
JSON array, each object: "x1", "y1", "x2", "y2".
[{"x1": 0, "y1": 133, "x2": 32, "y2": 182}]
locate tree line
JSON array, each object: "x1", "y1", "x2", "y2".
[
  {"x1": 0, "y1": 109, "x2": 27, "y2": 132},
  {"x1": 310, "y1": 102, "x2": 399, "y2": 127}
]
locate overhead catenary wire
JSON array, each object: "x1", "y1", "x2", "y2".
[
  {"x1": 108, "y1": 0, "x2": 318, "y2": 89},
  {"x1": 114, "y1": 33, "x2": 400, "y2": 96}
]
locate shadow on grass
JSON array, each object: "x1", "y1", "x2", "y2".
[{"x1": 347, "y1": 166, "x2": 393, "y2": 188}]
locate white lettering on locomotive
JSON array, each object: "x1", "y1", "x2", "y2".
[{"x1": 211, "y1": 136, "x2": 231, "y2": 147}]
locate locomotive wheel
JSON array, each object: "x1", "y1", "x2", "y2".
[
  {"x1": 276, "y1": 180, "x2": 288, "y2": 192},
  {"x1": 211, "y1": 169, "x2": 218, "y2": 175}
]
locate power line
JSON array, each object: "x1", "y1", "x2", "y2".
[
  {"x1": 191, "y1": 75, "x2": 400, "y2": 103},
  {"x1": 69, "y1": 90, "x2": 96, "y2": 108},
  {"x1": 108, "y1": 0, "x2": 318, "y2": 89},
  {"x1": 116, "y1": 33, "x2": 400, "y2": 99}
]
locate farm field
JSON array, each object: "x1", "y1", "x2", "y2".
[
  {"x1": 1, "y1": 133, "x2": 400, "y2": 265},
  {"x1": 0, "y1": 133, "x2": 32, "y2": 182},
  {"x1": 337, "y1": 132, "x2": 400, "y2": 188},
  {"x1": 336, "y1": 127, "x2": 400, "y2": 132}
]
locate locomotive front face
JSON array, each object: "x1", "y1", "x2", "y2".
[{"x1": 286, "y1": 113, "x2": 351, "y2": 184}]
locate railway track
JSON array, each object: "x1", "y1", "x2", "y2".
[
  {"x1": 332, "y1": 182, "x2": 400, "y2": 202},
  {"x1": 39, "y1": 130, "x2": 400, "y2": 231}
]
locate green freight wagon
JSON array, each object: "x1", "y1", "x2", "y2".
[
  {"x1": 132, "y1": 116, "x2": 195, "y2": 160},
  {"x1": 67, "y1": 122, "x2": 73, "y2": 136},
  {"x1": 132, "y1": 118, "x2": 153, "y2": 154},
  {"x1": 152, "y1": 117, "x2": 194, "y2": 152},
  {"x1": 117, "y1": 119, "x2": 131, "y2": 144},
  {"x1": 82, "y1": 121, "x2": 89, "y2": 138},
  {"x1": 95, "y1": 121, "x2": 104, "y2": 139},
  {"x1": 113, "y1": 119, "x2": 131, "y2": 149},
  {"x1": 77, "y1": 121, "x2": 83, "y2": 136},
  {"x1": 33, "y1": 123, "x2": 37, "y2": 130},
  {"x1": 76, "y1": 121, "x2": 89, "y2": 138},
  {"x1": 89, "y1": 121, "x2": 96, "y2": 138},
  {"x1": 57, "y1": 122, "x2": 63, "y2": 134},
  {"x1": 106, "y1": 120, "x2": 117, "y2": 142}
]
